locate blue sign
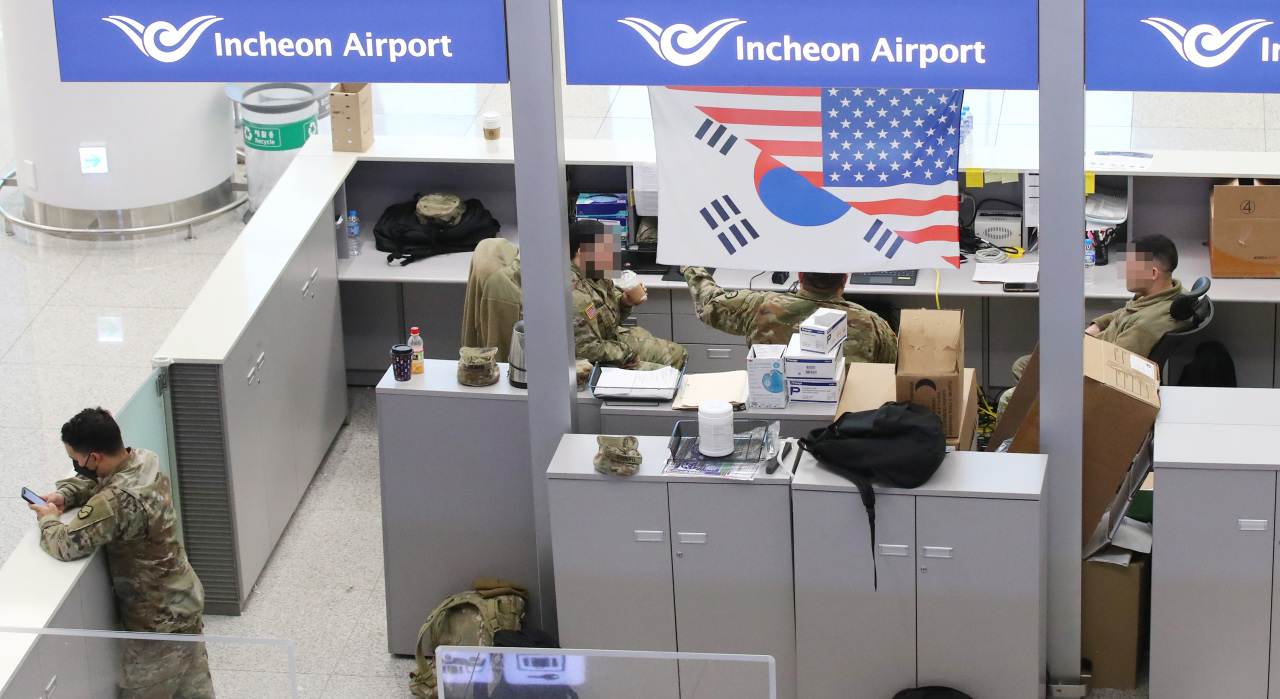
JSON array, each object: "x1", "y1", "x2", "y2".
[
  {"x1": 52, "y1": 0, "x2": 509, "y2": 83},
  {"x1": 1089, "y1": 1, "x2": 1280, "y2": 92},
  {"x1": 561, "y1": 0, "x2": 1038, "y2": 89}
]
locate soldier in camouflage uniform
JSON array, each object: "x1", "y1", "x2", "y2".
[
  {"x1": 570, "y1": 220, "x2": 687, "y2": 370},
  {"x1": 30, "y1": 408, "x2": 214, "y2": 699},
  {"x1": 682, "y1": 266, "x2": 898, "y2": 363}
]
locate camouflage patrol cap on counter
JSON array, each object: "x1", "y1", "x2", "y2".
[
  {"x1": 594, "y1": 435, "x2": 642, "y2": 476},
  {"x1": 458, "y1": 346, "x2": 500, "y2": 387},
  {"x1": 417, "y1": 193, "x2": 466, "y2": 226}
]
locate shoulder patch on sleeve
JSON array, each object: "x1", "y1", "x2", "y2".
[
  {"x1": 585, "y1": 303, "x2": 597, "y2": 320},
  {"x1": 69, "y1": 492, "x2": 117, "y2": 532}
]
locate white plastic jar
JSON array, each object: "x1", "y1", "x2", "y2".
[{"x1": 698, "y1": 401, "x2": 735, "y2": 457}]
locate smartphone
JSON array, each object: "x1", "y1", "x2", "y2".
[
  {"x1": 21, "y1": 488, "x2": 46, "y2": 507},
  {"x1": 1003, "y1": 282, "x2": 1039, "y2": 293}
]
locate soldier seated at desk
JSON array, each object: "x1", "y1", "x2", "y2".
[
  {"x1": 29, "y1": 407, "x2": 214, "y2": 699},
  {"x1": 999, "y1": 233, "x2": 1192, "y2": 414},
  {"x1": 680, "y1": 266, "x2": 898, "y2": 363},
  {"x1": 570, "y1": 219, "x2": 688, "y2": 371}
]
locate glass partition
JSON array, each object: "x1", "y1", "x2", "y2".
[{"x1": 437, "y1": 646, "x2": 775, "y2": 699}]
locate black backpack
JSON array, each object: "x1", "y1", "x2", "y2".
[
  {"x1": 800, "y1": 402, "x2": 947, "y2": 587},
  {"x1": 893, "y1": 688, "x2": 973, "y2": 699},
  {"x1": 374, "y1": 196, "x2": 501, "y2": 266},
  {"x1": 1177, "y1": 340, "x2": 1237, "y2": 388}
]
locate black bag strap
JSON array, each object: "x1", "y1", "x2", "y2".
[{"x1": 798, "y1": 439, "x2": 880, "y2": 589}]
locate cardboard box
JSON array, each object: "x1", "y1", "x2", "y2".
[
  {"x1": 330, "y1": 83, "x2": 373, "y2": 153},
  {"x1": 1082, "y1": 556, "x2": 1150, "y2": 690},
  {"x1": 797, "y1": 308, "x2": 848, "y2": 354},
  {"x1": 896, "y1": 309, "x2": 965, "y2": 439},
  {"x1": 746, "y1": 344, "x2": 788, "y2": 409},
  {"x1": 992, "y1": 337, "x2": 1161, "y2": 543},
  {"x1": 788, "y1": 357, "x2": 846, "y2": 403},
  {"x1": 1210, "y1": 179, "x2": 1280, "y2": 278},
  {"x1": 838, "y1": 363, "x2": 978, "y2": 451},
  {"x1": 784, "y1": 334, "x2": 841, "y2": 380}
]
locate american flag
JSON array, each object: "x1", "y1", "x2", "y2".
[{"x1": 668, "y1": 86, "x2": 963, "y2": 267}]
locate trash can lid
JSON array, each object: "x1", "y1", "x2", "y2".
[{"x1": 225, "y1": 83, "x2": 319, "y2": 114}]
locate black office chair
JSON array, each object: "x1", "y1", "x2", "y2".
[{"x1": 1146, "y1": 276, "x2": 1214, "y2": 384}]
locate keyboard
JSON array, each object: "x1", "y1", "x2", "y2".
[{"x1": 847, "y1": 269, "x2": 919, "y2": 287}]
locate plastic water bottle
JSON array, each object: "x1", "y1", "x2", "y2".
[
  {"x1": 346, "y1": 210, "x2": 361, "y2": 257},
  {"x1": 408, "y1": 327, "x2": 424, "y2": 374},
  {"x1": 1084, "y1": 237, "x2": 1096, "y2": 285}
]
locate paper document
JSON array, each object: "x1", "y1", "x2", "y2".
[
  {"x1": 1086, "y1": 151, "x2": 1153, "y2": 171},
  {"x1": 672, "y1": 370, "x2": 750, "y2": 410},
  {"x1": 972, "y1": 262, "x2": 1039, "y2": 284},
  {"x1": 632, "y1": 161, "x2": 659, "y2": 216},
  {"x1": 592, "y1": 366, "x2": 681, "y2": 399},
  {"x1": 1023, "y1": 173, "x2": 1040, "y2": 228}
]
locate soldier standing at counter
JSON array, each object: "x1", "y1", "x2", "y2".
[{"x1": 29, "y1": 407, "x2": 214, "y2": 699}]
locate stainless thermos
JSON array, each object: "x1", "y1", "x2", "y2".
[{"x1": 508, "y1": 320, "x2": 528, "y2": 388}]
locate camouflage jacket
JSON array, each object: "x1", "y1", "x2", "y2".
[
  {"x1": 1092, "y1": 280, "x2": 1190, "y2": 358},
  {"x1": 41, "y1": 448, "x2": 204, "y2": 632},
  {"x1": 571, "y1": 263, "x2": 636, "y2": 366},
  {"x1": 683, "y1": 266, "x2": 898, "y2": 363}
]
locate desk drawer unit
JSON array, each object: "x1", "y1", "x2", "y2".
[
  {"x1": 683, "y1": 343, "x2": 749, "y2": 373},
  {"x1": 620, "y1": 314, "x2": 673, "y2": 342},
  {"x1": 673, "y1": 313, "x2": 746, "y2": 345}
]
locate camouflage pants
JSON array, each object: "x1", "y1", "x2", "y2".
[
  {"x1": 997, "y1": 353, "x2": 1033, "y2": 417},
  {"x1": 119, "y1": 621, "x2": 215, "y2": 699},
  {"x1": 619, "y1": 326, "x2": 688, "y2": 370}
]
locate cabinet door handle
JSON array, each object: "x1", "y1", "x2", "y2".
[
  {"x1": 301, "y1": 280, "x2": 312, "y2": 297},
  {"x1": 878, "y1": 544, "x2": 909, "y2": 557},
  {"x1": 1239, "y1": 519, "x2": 1269, "y2": 531},
  {"x1": 922, "y1": 546, "x2": 953, "y2": 559},
  {"x1": 706, "y1": 348, "x2": 733, "y2": 359},
  {"x1": 309, "y1": 268, "x2": 320, "y2": 283},
  {"x1": 633, "y1": 530, "x2": 665, "y2": 542},
  {"x1": 677, "y1": 532, "x2": 708, "y2": 544},
  {"x1": 246, "y1": 367, "x2": 257, "y2": 385},
  {"x1": 255, "y1": 352, "x2": 266, "y2": 370}
]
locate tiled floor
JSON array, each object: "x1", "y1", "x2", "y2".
[{"x1": 12, "y1": 77, "x2": 1275, "y2": 698}]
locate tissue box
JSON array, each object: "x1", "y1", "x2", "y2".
[
  {"x1": 746, "y1": 345, "x2": 788, "y2": 409},
  {"x1": 784, "y1": 334, "x2": 841, "y2": 380},
  {"x1": 576, "y1": 193, "x2": 628, "y2": 217},
  {"x1": 789, "y1": 356, "x2": 846, "y2": 403},
  {"x1": 797, "y1": 308, "x2": 848, "y2": 354}
]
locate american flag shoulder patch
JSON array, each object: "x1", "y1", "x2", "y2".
[{"x1": 585, "y1": 303, "x2": 597, "y2": 320}]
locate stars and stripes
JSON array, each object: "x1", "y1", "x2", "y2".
[{"x1": 666, "y1": 85, "x2": 963, "y2": 268}]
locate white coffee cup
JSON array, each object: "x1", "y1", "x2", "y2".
[{"x1": 481, "y1": 111, "x2": 502, "y2": 140}]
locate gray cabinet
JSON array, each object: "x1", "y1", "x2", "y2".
[
  {"x1": 1149, "y1": 388, "x2": 1280, "y2": 698},
  {"x1": 168, "y1": 214, "x2": 348, "y2": 614},
  {"x1": 792, "y1": 451, "x2": 1047, "y2": 699},
  {"x1": 548, "y1": 435, "x2": 796, "y2": 699},
  {"x1": 1150, "y1": 467, "x2": 1278, "y2": 699}
]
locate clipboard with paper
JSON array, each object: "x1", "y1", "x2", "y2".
[{"x1": 671, "y1": 370, "x2": 750, "y2": 411}]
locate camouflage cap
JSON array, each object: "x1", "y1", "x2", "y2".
[
  {"x1": 458, "y1": 346, "x2": 500, "y2": 387},
  {"x1": 593, "y1": 435, "x2": 642, "y2": 476},
  {"x1": 417, "y1": 193, "x2": 466, "y2": 226}
]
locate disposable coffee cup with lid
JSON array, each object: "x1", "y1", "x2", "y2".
[{"x1": 481, "y1": 111, "x2": 502, "y2": 140}]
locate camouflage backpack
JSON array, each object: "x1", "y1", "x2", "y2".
[{"x1": 409, "y1": 579, "x2": 528, "y2": 699}]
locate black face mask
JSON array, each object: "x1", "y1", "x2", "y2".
[{"x1": 71, "y1": 456, "x2": 97, "y2": 481}]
